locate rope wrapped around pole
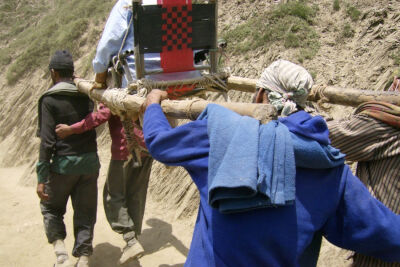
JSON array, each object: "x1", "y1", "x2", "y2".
[
  {"x1": 75, "y1": 78, "x2": 143, "y2": 118},
  {"x1": 226, "y1": 76, "x2": 400, "y2": 107},
  {"x1": 74, "y1": 78, "x2": 277, "y2": 122}
]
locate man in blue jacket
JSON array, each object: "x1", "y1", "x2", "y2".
[{"x1": 142, "y1": 89, "x2": 400, "y2": 267}]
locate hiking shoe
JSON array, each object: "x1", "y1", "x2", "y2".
[
  {"x1": 53, "y1": 239, "x2": 72, "y2": 267},
  {"x1": 75, "y1": 256, "x2": 89, "y2": 267},
  {"x1": 119, "y1": 241, "x2": 144, "y2": 264}
]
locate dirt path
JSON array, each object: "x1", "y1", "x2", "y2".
[
  {"x1": 0, "y1": 165, "x2": 353, "y2": 267},
  {"x1": 0, "y1": 166, "x2": 194, "y2": 267},
  {"x1": 0, "y1": 160, "x2": 352, "y2": 267}
]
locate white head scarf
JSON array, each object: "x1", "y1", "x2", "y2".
[{"x1": 256, "y1": 59, "x2": 314, "y2": 116}]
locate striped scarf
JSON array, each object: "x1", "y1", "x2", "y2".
[
  {"x1": 354, "y1": 101, "x2": 400, "y2": 129},
  {"x1": 256, "y1": 59, "x2": 313, "y2": 117}
]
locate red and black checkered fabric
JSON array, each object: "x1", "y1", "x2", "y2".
[
  {"x1": 159, "y1": 0, "x2": 194, "y2": 73},
  {"x1": 161, "y1": 5, "x2": 193, "y2": 52},
  {"x1": 135, "y1": 2, "x2": 216, "y2": 54}
]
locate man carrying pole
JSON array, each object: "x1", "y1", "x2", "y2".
[
  {"x1": 141, "y1": 86, "x2": 400, "y2": 267},
  {"x1": 255, "y1": 59, "x2": 400, "y2": 266}
]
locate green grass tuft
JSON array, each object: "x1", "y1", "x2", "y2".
[
  {"x1": 346, "y1": 5, "x2": 361, "y2": 21},
  {"x1": 341, "y1": 23, "x2": 355, "y2": 38},
  {"x1": 333, "y1": 0, "x2": 340, "y2": 11},
  {"x1": 271, "y1": 1, "x2": 317, "y2": 24},
  {"x1": 223, "y1": 1, "x2": 319, "y2": 61},
  {"x1": 0, "y1": 47, "x2": 12, "y2": 66},
  {"x1": 1, "y1": 0, "x2": 114, "y2": 85}
]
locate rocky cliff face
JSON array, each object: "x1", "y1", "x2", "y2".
[{"x1": 0, "y1": 0, "x2": 399, "y2": 222}]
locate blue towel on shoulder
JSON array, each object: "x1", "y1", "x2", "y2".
[
  {"x1": 198, "y1": 104, "x2": 296, "y2": 213},
  {"x1": 198, "y1": 105, "x2": 346, "y2": 214},
  {"x1": 258, "y1": 121, "x2": 295, "y2": 205},
  {"x1": 217, "y1": 120, "x2": 296, "y2": 213},
  {"x1": 197, "y1": 104, "x2": 260, "y2": 207}
]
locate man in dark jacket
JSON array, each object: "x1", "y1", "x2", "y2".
[{"x1": 36, "y1": 50, "x2": 100, "y2": 267}]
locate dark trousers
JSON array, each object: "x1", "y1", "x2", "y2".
[
  {"x1": 40, "y1": 172, "x2": 98, "y2": 257},
  {"x1": 103, "y1": 157, "x2": 152, "y2": 243}
]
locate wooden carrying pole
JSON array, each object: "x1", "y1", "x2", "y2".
[
  {"x1": 75, "y1": 78, "x2": 144, "y2": 116},
  {"x1": 226, "y1": 76, "x2": 400, "y2": 107},
  {"x1": 75, "y1": 78, "x2": 277, "y2": 122}
]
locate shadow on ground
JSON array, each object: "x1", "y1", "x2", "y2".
[
  {"x1": 140, "y1": 218, "x2": 189, "y2": 257},
  {"x1": 91, "y1": 218, "x2": 188, "y2": 266},
  {"x1": 91, "y1": 242, "x2": 141, "y2": 267}
]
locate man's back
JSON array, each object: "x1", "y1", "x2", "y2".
[
  {"x1": 37, "y1": 50, "x2": 100, "y2": 267},
  {"x1": 143, "y1": 103, "x2": 400, "y2": 267},
  {"x1": 40, "y1": 93, "x2": 97, "y2": 157}
]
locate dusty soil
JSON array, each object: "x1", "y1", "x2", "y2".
[
  {"x1": 0, "y1": 149, "x2": 352, "y2": 267},
  {"x1": 0, "y1": 165, "x2": 353, "y2": 267},
  {"x1": 0, "y1": 162, "x2": 195, "y2": 267}
]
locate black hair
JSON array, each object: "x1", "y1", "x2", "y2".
[{"x1": 53, "y1": 68, "x2": 74, "y2": 78}]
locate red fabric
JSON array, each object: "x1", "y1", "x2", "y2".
[
  {"x1": 355, "y1": 101, "x2": 400, "y2": 129},
  {"x1": 157, "y1": 0, "x2": 196, "y2": 99},
  {"x1": 159, "y1": 0, "x2": 194, "y2": 73},
  {"x1": 166, "y1": 84, "x2": 196, "y2": 99},
  {"x1": 70, "y1": 103, "x2": 146, "y2": 160}
]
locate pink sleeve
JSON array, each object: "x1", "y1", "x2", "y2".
[
  {"x1": 71, "y1": 103, "x2": 111, "y2": 134},
  {"x1": 133, "y1": 124, "x2": 147, "y2": 149}
]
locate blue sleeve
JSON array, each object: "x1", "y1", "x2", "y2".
[
  {"x1": 143, "y1": 104, "x2": 209, "y2": 169},
  {"x1": 93, "y1": 0, "x2": 132, "y2": 73},
  {"x1": 322, "y1": 166, "x2": 400, "y2": 262}
]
